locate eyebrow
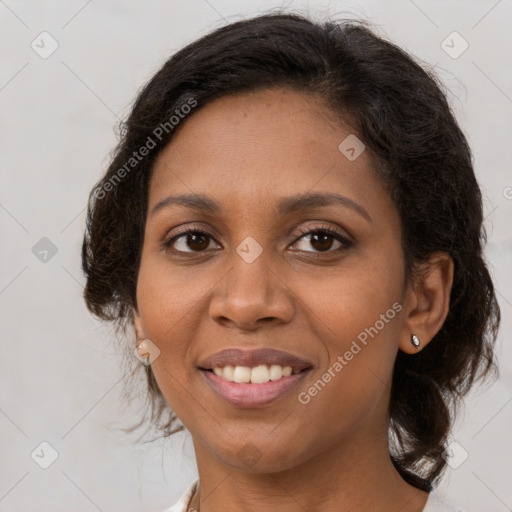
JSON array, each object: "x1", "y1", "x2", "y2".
[{"x1": 150, "y1": 192, "x2": 372, "y2": 222}]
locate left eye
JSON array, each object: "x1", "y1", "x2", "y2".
[{"x1": 291, "y1": 228, "x2": 352, "y2": 253}]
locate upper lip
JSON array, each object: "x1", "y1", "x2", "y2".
[{"x1": 197, "y1": 348, "x2": 313, "y2": 371}]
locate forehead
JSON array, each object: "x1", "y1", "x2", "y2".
[{"x1": 149, "y1": 87, "x2": 391, "y2": 221}]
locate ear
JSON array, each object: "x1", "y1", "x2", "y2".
[
  {"x1": 399, "y1": 252, "x2": 454, "y2": 354},
  {"x1": 133, "y1": 307, "x2": 146, "y2": 340}
]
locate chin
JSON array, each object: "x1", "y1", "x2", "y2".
[{"x1": 210, "y1": 437, "x2": 308, "y2": 474}]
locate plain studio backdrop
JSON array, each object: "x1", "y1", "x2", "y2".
[{"x1": 0, "y1": 1, "x2": 511, "y2": 511}]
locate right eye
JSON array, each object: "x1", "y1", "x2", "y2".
[{"x1": 163, "y1": 229, "x2": 221, "y2": 254}]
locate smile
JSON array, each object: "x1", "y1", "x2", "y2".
[
  {"x1": 197, "y1": 347, "x2": 314, "y2": 407},
  {"x1": 209, "y1": 364, "x2": 300, "y2": 383}
]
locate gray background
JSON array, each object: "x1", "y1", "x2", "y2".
[{"x1": 0, "y1": 1, "x2": 511, "y2": 511}]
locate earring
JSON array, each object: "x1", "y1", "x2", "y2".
[
  {"x1": 411, "y1": 334, "x2": 420, "y2": 349},
  {"x1": 136, "y1": 340, "x2": 151, "y2": 366}
]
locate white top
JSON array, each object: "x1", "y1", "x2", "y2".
[{"x1": 163, "y1": 480, "x2": 465, "y2": 512}]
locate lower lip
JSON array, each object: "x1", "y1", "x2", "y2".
[{"x1": 200, "y1": 369, "x2": 310, "y2": 408}]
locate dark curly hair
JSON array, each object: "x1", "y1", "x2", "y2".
[{"x1": 81, "y1": 11, "x2": 500, "y2": 491}]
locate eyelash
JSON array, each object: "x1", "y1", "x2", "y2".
[{"x1": 162, "y1": 224, "x2": 353, "y2": 257}]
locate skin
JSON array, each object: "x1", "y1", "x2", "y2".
[{"x1": 133, "y1": 87, "x2": 454, "y2": 512}]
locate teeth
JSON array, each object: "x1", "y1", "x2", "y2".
[
  {"x1": 233, "y1": 366, "x2": 251, "y2": 383},
  {"x1": 223, "y1": 365, "x2": 235, "y2": 381},
  {"x1": 251, "y1": 364, "x2": 269, "y2": 384},
  {"x1": 269, "y1": 364, "x2": 283, "y2": 380},
  {"x1": 211, "y1": 364, "x2": 295, "y2": 383},
  {"x1": 282, "y1": 366, "x2": 292, "y2": 377}
]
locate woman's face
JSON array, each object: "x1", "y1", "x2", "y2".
[{"x1": 134, "y1": 87, "x2": 412, "y2": 472}]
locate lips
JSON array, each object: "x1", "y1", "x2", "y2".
[
  {"x1": 197, "y1": 347, "x2": 313, "y2": 372},
  {"x1": 197, "y1": 347, "x2": 314, "y2": 408}
]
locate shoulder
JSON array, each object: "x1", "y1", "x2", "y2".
[
  {"x1": 422, "y1": 488, "x2": 466, "y2": 512},
  {"x1": 162, "y1": 480, "x2": 198, "y2": 512}
]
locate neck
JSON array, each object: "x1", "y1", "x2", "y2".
[{"x1": 189, "y1": 429, "x2": 429, "y2": 512}]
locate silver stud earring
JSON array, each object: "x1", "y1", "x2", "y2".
[{"x1": 411, "y1": 334, "x2": 420, "y2": 349}]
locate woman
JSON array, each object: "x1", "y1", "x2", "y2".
[{"x1": 81, "y1": 12, "x2": 500, "y2": 512}]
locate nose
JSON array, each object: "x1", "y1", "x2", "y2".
[{"x1": 208, "y1": 249, "x2": 295, "y2": 331}]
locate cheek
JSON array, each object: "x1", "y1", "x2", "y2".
[
  {"x1": 136, "y1": 247, "x2": 212, "y2": 339},
  {"x1": 304, "y1": 248, "x2": 404, "y2": 346},
  {"x1": 135, "y1": 252, "x2": 207, "y2": 406},
  {"x1": 295, "y1": 251, "x2": 404, "y2": 417},
  {"x1": 293, "y1": 302, "x2": 401, "y2": 448}
]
